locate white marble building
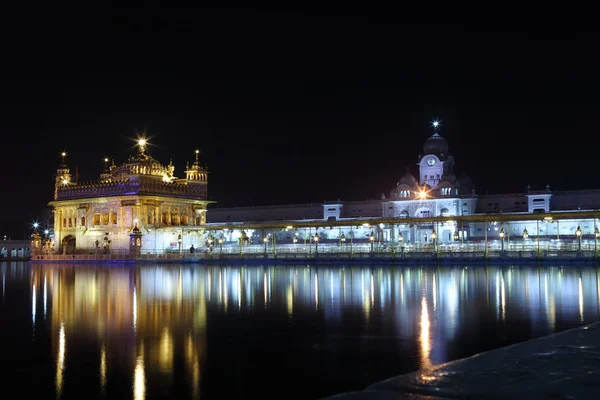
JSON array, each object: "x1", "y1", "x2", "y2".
[{"x1": 207, "y1": 126, "x2": 600, "y2": 247}]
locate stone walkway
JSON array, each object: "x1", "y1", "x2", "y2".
[{"x1": 323, "y1": 322, "x2": 600, "y2": 399}]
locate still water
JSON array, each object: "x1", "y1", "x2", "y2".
[{"x1": 1, "y1": 262, "x2": 600, "y2": 399}]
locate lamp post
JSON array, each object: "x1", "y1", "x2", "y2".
[
  {"x1": 263, "y1": 235, "x2": 268, "y2": 255},
  {"x1": 499, "y1": 227, "x2": 505, "y2": 253},
  {"x1": 576, "y1": 226, "x2": 582, "y2": 253},
  {"x1": 218, "y1": 235, "x2": 224, "y2": 254},
  {"x1": 340, "y1": 233, "x2": 345, "y2": 253},
  {"x1": 431, "y1": 229, "x2": 437, "y2": 256},
  {"x1": 369, "y1": 231, "x2": 375, "y2": 253},
  {"x1": 314, "y1": 233, "x2": 319, "y2": 254},
  {"x1": 522, "y1": 228, "x2": 528, "y2": 251},
  {"x1": 178, "y1": 234, "x2": 183, "y2": 254}
]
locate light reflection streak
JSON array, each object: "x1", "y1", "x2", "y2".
[
  {"x1": 224, "y1": 269, "x2": 228, "y2": 312},
  {"x1": 159, "y1": 327, "x2": 173, "y2": 373},
  {"x1": 56, "y1": 321, "x2": 65, "y2": 397},
  {"x1": 432, "y1": 273, "x2": 437, "y2": 313},
  {"x1": 133, "y1": 285, "x2": 137, "y2": 332},
  {"x1": 238, "y1": 270, "x2": 242, "y2": 310},
  {"x1": 43, "y1": 274, "x2": 47, "y2": 318},
  {"x1": 100, "y1": 343, "x2": 107, "y2": 391},
  {"x1": 419, "y1": 296, "x2": 432, "y2": 370},
  {"x1": 370, "y1": 273, "x2": 375, "y2": 309},
  {"x1": 287, "y1": 284, "x2": 293, "y2": 316},
  {"x1": 579, "y1": 276, "x2": 584, "y2": 322},
  {"x1": 32, "y1": 283, "x2": 36, "y2": 326},
  {"x1": 315, "y1": 271, "x2": 319, "y2": 310},
  {"x1": 133, "y1": 353, "x2": 145, "y2": 400},
  {"x1": 219, "y1": 270, "x2": 222, "y2": 306},
  {"x1": 264, "y1": 271, "x2": 267, "y2": 307},
  {"x1": 501, "y1": 273, "x2": 506, "y2": 322}
]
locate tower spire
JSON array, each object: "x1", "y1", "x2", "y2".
[{"x1": 194, "y1": 149, "x2": 200, "y2": 165}]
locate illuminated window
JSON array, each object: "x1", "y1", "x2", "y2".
[
  {"x1": 111, "y1": 213, "x2": 117, "y2": 224},
  {"x1": 93, "y1": 214, "x2": 100, "y2": 225},
  {"x1": 81, "y1": 217, "x2": 85, "y2": 227}
]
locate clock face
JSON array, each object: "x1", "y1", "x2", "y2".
[{"x1": 426, "y1": 157, "x2": 436, "y2": 167}]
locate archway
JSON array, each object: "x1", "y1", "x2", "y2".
[{"x1": 62, "y1": 235, "x2": 76, "y2": 254}]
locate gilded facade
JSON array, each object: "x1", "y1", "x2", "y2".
[{"x1": 48, "y1": 140, "x2": 212, "y2": 254}]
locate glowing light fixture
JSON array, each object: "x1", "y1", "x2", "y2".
[{"x1": 576, "y1": 226, "x2": 582, "y2": 237}]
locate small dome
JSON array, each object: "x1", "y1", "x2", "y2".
[
  {"x1": 423, "y1": 132, "x2": 449, "y2": 158},
  {"x1": 399, "y1": 171, "x2": 417, "y2": 187}
]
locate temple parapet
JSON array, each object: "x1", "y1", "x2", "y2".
[{"x1": 56, "y1": 176, "x2": 207, "y2": 200}]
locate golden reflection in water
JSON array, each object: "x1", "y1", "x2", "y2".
[
  {"x1": 207, "y1": 272, "x2": 211, "y2": 302},
  {"x1": 187, "y1": 334, "x2": 200, "y2": 399},
  {"x1": 579, "y1": 276, "x2": 584, "y2": 322},
  {"x1": 56, "y1": 321, "x2": 65, "y2": 397},
  {"x1": 133, "y1": 284, "x2": 137, "y2": 332},
  {"x1": 419, "y1": 296, "x2": 432, "y2": 370},
  {"x1": 100, "y1": 343, "x2": 107, "y2": 391},
  {"x1": 133, "y1": 351, "x2": 145, "y2": 400},
  {"x1": 287, "y1": 284, "x2": 293, "y2": 316},
  {"x1": 159, "y1": 327, "x2": 173, "y2": 374},
  {"x1": 26, "y1": 263, "x2": 600, "y2": 399}
]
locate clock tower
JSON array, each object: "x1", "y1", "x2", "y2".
[{"x1": 418, "y1": 123, "x2": 451, "y2": 189}]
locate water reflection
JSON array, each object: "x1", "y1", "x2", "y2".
[{"x1": 4, "y1": 264, "x2": 599, "y2": 399}]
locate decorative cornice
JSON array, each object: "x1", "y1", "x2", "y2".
[{"x1": 55, "y1": 176, "x2": 208, "y2": 201}]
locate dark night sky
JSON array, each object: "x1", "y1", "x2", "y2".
[{"x1": 1, "y1": 7, "x2": 599, "y2": 237}]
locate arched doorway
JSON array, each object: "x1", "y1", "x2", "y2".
[{"x1": 62, "y1": 235, "x2": 76, "y2": 254}]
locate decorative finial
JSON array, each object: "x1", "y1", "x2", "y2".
[
  {"x1": 137, "y1": 138, "x2": 147, "y2": 154},
  {"x1": 195, "y1": 149, "x2": 200, "y2": 164},
  {"x1": 59, "y1": 150, "x2": 67, "y2": 166},
  {"x1": 431, "y1": 119, "x2": 442, "y2": 131}
]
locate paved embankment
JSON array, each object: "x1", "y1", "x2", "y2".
[{"x1": 323, "y1": 322, "x2": 600, "y2": 399}]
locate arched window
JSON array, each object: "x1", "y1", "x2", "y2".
[
  {"x1": 440, "y1": 207, "x2": 450, "y2": 216},
  {"x1": 399, "y1": 210, "x2": 409, "y2": 218}
]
